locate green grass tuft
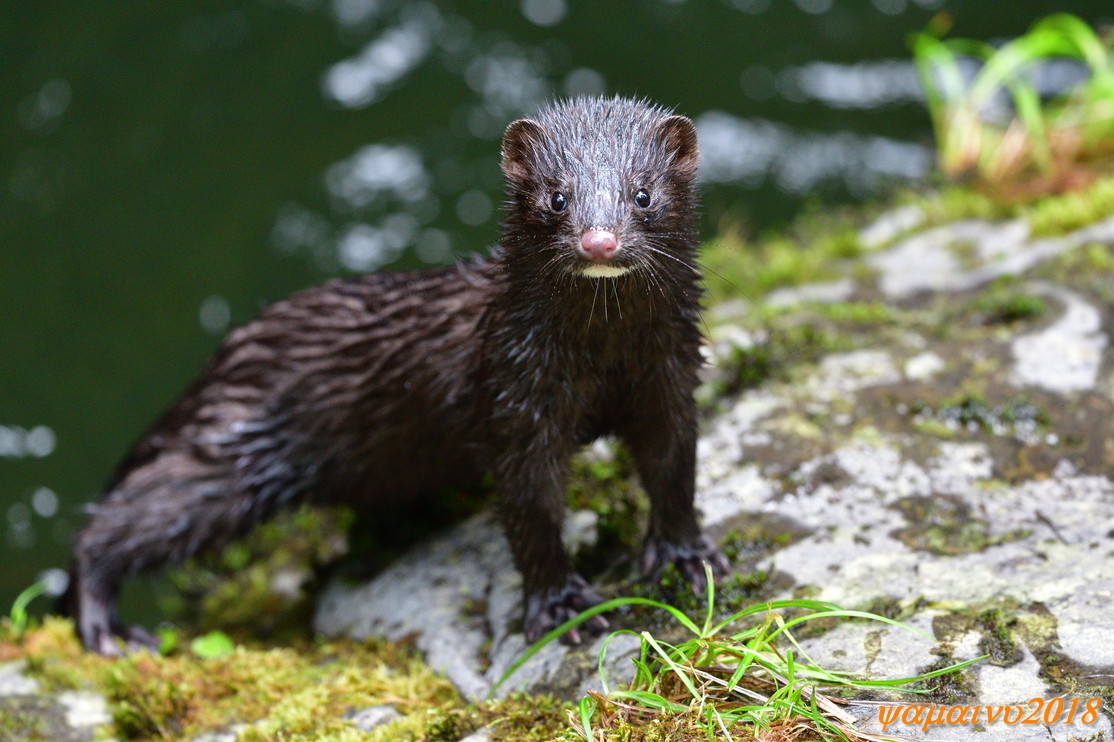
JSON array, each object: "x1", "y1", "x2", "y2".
[
  {"x1": 497, "y1": 567, "x2": 983, "y2": 741},
  {"x1": 912, "y1": 13, "x2": 1114, "y2": 194}
]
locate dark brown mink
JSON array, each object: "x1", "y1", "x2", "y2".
[{"x1": 66, "y1": 96, "x2": 729, "y2": 655}]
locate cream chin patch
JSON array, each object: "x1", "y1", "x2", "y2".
[{"x1": 581, "y1": 264, "x2": 633, "y2": 279}]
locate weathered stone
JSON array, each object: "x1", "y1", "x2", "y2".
[
  {"x1": 191, "y1": 731, "x2": 239, "y2": 742},
  {"x1": 860, "y1": 204, "x2": 925, "y2": 249},
  {"x1": 348, "y1": 704, "x2": 402, "y2": 731},
  {"x1": 56, "y1": 691, "x2": 111, "y2": 729},
  {"x1": 1010, "y1": 284, "x2": 1107, "y2": 393},
  {"x1": 869, "y1": 215, "x2": 1114, "y2": 298},
  {"x1": 0, "y1": 695, "x2": 96, "y2": 742},
  {"x1": 766, "y1": 277, "x2": 855, "y2": 306},
  {"x1": 0, "y1": 660, "x2": 40, "y2": 697},
  {"x1": 904, "y1": 351, "x2": 945, "y2": 381}
]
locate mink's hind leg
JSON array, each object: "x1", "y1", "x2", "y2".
[
  {"x1": 71, "y1": 452, "x2": 266, "y2": 654},
  {"x1": 68, "y1": 563, "x2": 158, "y2": 656}
]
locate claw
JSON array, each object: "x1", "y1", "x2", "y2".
[
  {"x1": 641, "y1": 535, "x2": 731, "y2": 591},
  {"x1": 122, "y1": 625, "x2": 160, "y2": 653},
  {"x1": 77, "y1": 592, "x2": 159, "y2": 656},
  {"x1": 523, "y1": 574, "x2": 609, "y2": 645}
]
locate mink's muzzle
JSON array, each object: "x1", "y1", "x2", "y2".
[{"x1": 578, "y1": 229, "x2": 618, "y2": 262}]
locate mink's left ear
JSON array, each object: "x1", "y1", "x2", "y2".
[
  {"x1": 501, "y1": 118, "x2": 549, "y2": 185},
  {"x1": 653, "y1": 115, "x2": 699, "y2": 176}
]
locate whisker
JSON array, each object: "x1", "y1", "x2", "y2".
[
  {"x1": 587, "y1": 273, "x2": 600, "y2": 330},
  {"x1": 641, "y1": 243, "x2": 698, "y2": 272},
  {"x1": 639, "y1": 242, "x2": 715, "y2": 340},
  {"x1": 641, "y1": 237, "x2": 745, "y2": 295},
  {"x1": 603, "y1": 278, "x2": 609, "y2": 323}
]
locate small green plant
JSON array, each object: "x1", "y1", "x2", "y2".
[
  {"x1": 189, "y1": 630, "x2": 235, "y2": 659},
  {"x1": 496, "y1": 567, "x2": 982, "y2": 740},
  {"x1": 913, "y1": 13, "x2": 1114, "y2": 193},
  {"x1": 8, "y1": 580, "x2": 47, "y2": 641}
]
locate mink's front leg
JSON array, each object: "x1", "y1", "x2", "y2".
[
  {"x1": 621, "y1": 374, "x2": 730, "y2": 589},
  {"x1": 492, "y1": 428, "x2": 609, "y2": 644}
]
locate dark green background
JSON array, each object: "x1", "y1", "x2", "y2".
[{"x1": 2, "y1": 0, "x2": 1109, "y2": 616}]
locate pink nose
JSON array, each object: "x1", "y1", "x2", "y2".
[{"x1": 579, "y1": 230, "x2": 618, "y2": 261}]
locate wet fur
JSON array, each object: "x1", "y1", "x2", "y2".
[{"x1": 68, "y1": 96, "x2": 727, "y2": 653}]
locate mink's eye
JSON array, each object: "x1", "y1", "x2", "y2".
[
  {"x1": 634, "y1": 189, "x2": 651, "y2": 208},
  {"x1": 550, "y1": 192, "x2": 568, "y2": 212}
]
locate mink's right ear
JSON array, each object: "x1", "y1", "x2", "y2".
[
  {"x1": 501, "y1": 119, "x2": 547, "y2": 183},
  {"x1": 653, "y1": 115, "x2": 699, "y2": 177}
]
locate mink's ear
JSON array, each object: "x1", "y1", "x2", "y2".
[
  {"x1": 654, "y1": 115, "x2": 699, "y2": 176},
  {"x1": 501, "y1": 119, "x2": 548, "y2": 183}
]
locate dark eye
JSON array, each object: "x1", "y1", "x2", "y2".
[
  {"x1": 634, "y1": 189, "x2": 651, "y2": 208},
  {"x1": 550, "y1": 192, "x2": 567, "y2": 212}
]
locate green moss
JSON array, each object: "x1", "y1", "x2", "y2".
[
  {"x1": 2, "y1": 620, "x2": 586, "y2": 742},
  {"x1": 1037, "y1": 241, "x2": 1114, "y2": 305},
  {"x1": 708, "y1": 322, "x2": 838, "y2": 400},
  {"x1": 859, "y1": 596, "x2": 928, "y2": 623},
  {"x1": 701, "y1": 236, "x2": 833, "y2": 306},
  {"x1": 977, "y1": 608, "x2": 1022, "y2": 667},
  {"x1": 892, "y1": 495, "x2": 1031, "y2": 556},
  {"x1": 565, "y1": 443, "x2": 647, "y2": 576},
  {"x1": 700, "y1": 208, "x2": 865, "y2": 306},
  {"x1": 167, "y1": 505, "x2": 354, "y2": 641},
  {"x1": 904, "y1": 175, "x2": 1114, "y2": 239},
  {"x1": 626, "y1": 563, "x2": 787, "y2": 627},
  {"x1": 0, "y1": 705, "x2": 46, "y2": 741},
  {"x1": 628, "y1": 564, "x2": 707, "y2": 619},
  {"x1": 720, "y1": 526, "x2": 793, "y2": 563},
  {"x1": 911, "y1": 185, "x2": 1014, "y2": 225},
  {"x1": 3, "y1": 619, "x2": 462, "y2": 742},
  {"x1": 973, "y1": 287, "x2": 1047, "y2": 325},
  {"x1": 913, "y1": 417, "x2": 957, "y2": 439},
  {"x1": 1027, "y1": 175, "x2": 1114, "y2": 236},
  {"x1": 916, "y1": 655, "x2": 980, "y2": 705},
  {"x1": 422, "y1": 694, "x2": 574, "y2": 742},
  {"x1": 809, "y1": 301, "x2": 895, "y2": 325},
  {"x1": 706, "y1": 298, "x2": 902, "y2": 405}
]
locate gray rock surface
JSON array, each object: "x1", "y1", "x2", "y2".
[
  {"x1": 1011, "y1": 283, "x2": 1107, "y2": 393},
  {"x1": 314, "y1": 203, "x2": 1114, "y2": 739},
  {"x1": 0, "y1": 665, "x2": 106, "y2": 742},
  {"x1": 348, "y1": 704, "x2": 403, "y2": 731},
  {"x1": 869, "y1": 215, "x2": 1114, "y2": 298},
  {"x1": 56, "y1": 691, "x2": 112, "y2": 730},
  {"x1": 0, "y1": 660, "x2": 40, "y2": 697}
]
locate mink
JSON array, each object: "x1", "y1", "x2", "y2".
[{"x1": 66, "y1": 96, "x2": 729, "y2": 655}]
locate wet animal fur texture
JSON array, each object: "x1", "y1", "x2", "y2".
[{"x1": 69, "y1": 96, "x2": 728, "y2": 654}]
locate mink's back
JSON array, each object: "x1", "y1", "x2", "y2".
[{"x1": 105, "y1": 258, "x2": 497, "y2": 515}]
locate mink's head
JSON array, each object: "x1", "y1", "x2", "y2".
[{"x1": 499, "y1": 96, "x2": 699, "y2": 285}]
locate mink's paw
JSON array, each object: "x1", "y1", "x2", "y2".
[
  {"x1": 77, "y1": 601, "x2": 160, "y2": 656},
  {"x1": 119, "y1": 624, "x2": 161, "y2": 653},
  {"x1": 87, "y1": 624, "x2": 160, "y2": 657},
  {"x1": 641, "y1": 535, "x2": 731, "y2": 593},
  {"x1": 523, "y1": 574, "x2": 609, "y2": 645}
]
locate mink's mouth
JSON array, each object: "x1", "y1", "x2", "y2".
[{"x1": 580, "y1": 263, "x2": 634, "y2": 279}]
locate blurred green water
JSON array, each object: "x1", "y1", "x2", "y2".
[{"x1": 1, "y1": 0, "x2": 1108, "y2": 618}]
